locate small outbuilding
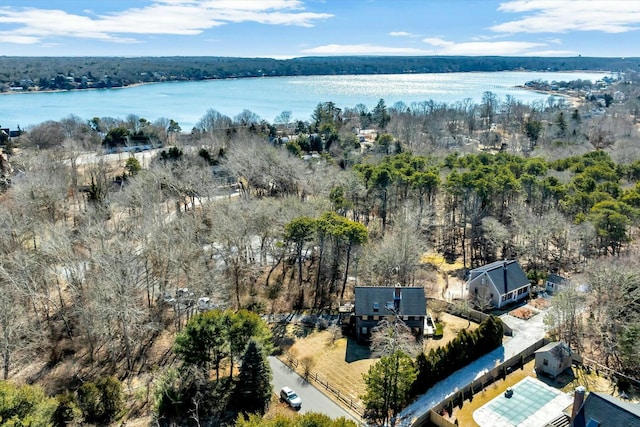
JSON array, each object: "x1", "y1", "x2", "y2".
[
  {"x1": 545, "y1": 273, "x2": 567, "y2": 294},
  {"x1": 535, "y1": 341, "x2": 573, "y2": 379}
]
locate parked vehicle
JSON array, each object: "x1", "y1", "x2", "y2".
[{"x1": 280, "y1": 386, "x2": 302, "y2": 410}]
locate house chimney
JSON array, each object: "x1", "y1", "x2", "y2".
[
  {"x1": 571, "y1": 386, "x2": 586, "y2": 421},
  {"x1": 503, "y1": 261, "x2": 509, "y2": 294}
]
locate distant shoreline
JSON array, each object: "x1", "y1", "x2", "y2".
[
  {"x1": 515, "y1": 85, "x2": 586, "y2": 107},
  {"x1": 0, "y1": 69, "x2": 610, "y2": 96},
  {"x1": 0, "y1": 81, "x2": 154, "y2": 96}
]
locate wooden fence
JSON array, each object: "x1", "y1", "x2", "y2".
[
  {"x1": 282, "y1": 353, "x2": 365, "y2": 418},
  {"x1": 581, "y1": 356, "x2": 640, "y2": 388}
]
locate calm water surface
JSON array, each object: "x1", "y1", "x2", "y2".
[{"x1": 0, "y1": 71, "x2": 607, "y2": 130}]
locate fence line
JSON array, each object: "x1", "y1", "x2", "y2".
[
  {"x1": 581, "y1": 356, "x2": 640, "y2": 387},
  {"x1": 437, "y1": 299, "x2": 514, "y2": 336},
  {"x1": 411, "y1": 337, "x2": 549, "y2": 427},
  {"x1": 283, "y1": 352, "x2": 365, "y2": 418}
]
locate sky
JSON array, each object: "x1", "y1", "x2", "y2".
[{"x1": 1, "y1": 0, "x2": 639, "y2": 58}]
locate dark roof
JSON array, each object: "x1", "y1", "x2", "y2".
[
  {"x1": 572, "y1": 392, "x2": 640, "y2": 427},
  {"x1": 471, "y1": 260, "x2": 529, "y2": 294},
  {"x1": 536, "y1": 341, "x2": 571, "y2": 355},
  {"x1": 354, "y1": 286, "x2": 426, "y2": 317},
  {"x1": 547, "y1": 273, "x2": 566, "y2": 284},
  {"x1": 536, "y1": 341, "x2": 573, "y2": 363}
]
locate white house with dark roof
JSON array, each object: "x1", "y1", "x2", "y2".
[
  {"x1": 467, "y1": 260, "x2": 530, "y2": 310},
  {"x1": 353, "y1": 286, "x2": 426, "y2": 342}
]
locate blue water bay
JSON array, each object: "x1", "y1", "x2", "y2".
[{"x1": 0, "y1": 71, "x2": 607, "y2": 130}]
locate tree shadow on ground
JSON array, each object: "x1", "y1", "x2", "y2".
[
  {"x1": 345, "y1": 337, "x2": 371, "y2": 363},
  {"x1": 271, "y1": 321, "x2": 295, "y2": 352},
  {"x1": 535, "y1": 367, "x2": 576, "y2": 389}
]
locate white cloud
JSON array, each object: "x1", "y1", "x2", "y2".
[
  {"x1": 0, "y1": 1, "x2": 333, "y2": 44},
  {"x1": 422, "y1": 37, "x2": 546, "y2": 56},
  {"x1": 302, "y1": 43, "x2": 432, "y2": 55},
  {"x1": 471, "y1": 34, "x2": 509, "y2": 41},
  {"x1": 0, "y1": 33, "x2": 40, "y2": 44},
  {"x1": 422, "y1": 37, "x2": 453, "y2": 48},
  {"x1": 493, "y1": 0, "x2": 640, "y2": 34},
  {"x1": 388, "y1": 31, "x2": 418, "y2": 37}
]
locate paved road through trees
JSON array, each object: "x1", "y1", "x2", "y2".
[{"x1": 268, "y1": 356, "x2": 360, "y2": 423}]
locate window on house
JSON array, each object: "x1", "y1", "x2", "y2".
[
  {"x1": 373, "y1": 316, "x2": 379, "y2": 321},
  {"x1": 543, "y1": 358, "x2": 549, "y2": 366},
  {"x1": 373, "y1": 302, "x2": 379, "y2": 312},
  {"x1": 361, "y1": 327, "x2": 368, "y2": 335},
  {"x1": 362, "y1": 315, "x2": 368, "y2": 320}
]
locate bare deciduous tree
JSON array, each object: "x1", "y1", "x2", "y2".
[
  {"x1": 544, "y1": 281, "x2": 586, "y2": 352},
  {"x1": 370, "y1": 318, "x2": 420, "y2": 358}
]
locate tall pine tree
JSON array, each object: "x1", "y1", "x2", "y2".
[{"x1": 236, "y1": 339, "x2": 272, "y2": 415}]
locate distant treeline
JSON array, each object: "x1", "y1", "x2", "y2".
[{"x1": 1, "y1": 55, "x2": 639, "y2": 92}]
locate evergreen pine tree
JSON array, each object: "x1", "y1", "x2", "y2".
[{"x1": 236, "y1": 339, "x2": 272, "y2": 415}]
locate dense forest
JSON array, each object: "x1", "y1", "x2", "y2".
[
  {"x1": 1, "y1": 55, "x2": 640, "y2": 91},
  {"x1": 1, "y1": 68, "x2": 640, "y2": 425}
]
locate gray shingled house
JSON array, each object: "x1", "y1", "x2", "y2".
[
  {"x1": 353, "y1": 286, "x2": 426, "y2": 342},
  {"x1": 571, "y1": 389, "x2": 640, "y2": 427},
  {"x1": 467, "y1": 260, "x2": 530, "y2": 310}
]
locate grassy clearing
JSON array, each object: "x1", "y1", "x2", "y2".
[
  {"x1": 284, "y1": 330, "x2": 375, "y2": 406},
  {"x1": 420, "y1": 253, "x2": 464, "y2": 272},
  {"x1": 424, "y1": 313, "x2": 478, "y2": 353}
]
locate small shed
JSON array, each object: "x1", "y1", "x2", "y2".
[
  {"x1": 545, "y1": 273, "x2": 566, "y2": 294},
  {"x1": 535, "y1": 341, "x2": 573, "y2": 379}
]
